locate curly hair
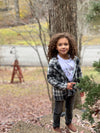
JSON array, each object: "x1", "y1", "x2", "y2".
[{"x1": 48, "y1": 32, "x2": 77, "y2": 61}]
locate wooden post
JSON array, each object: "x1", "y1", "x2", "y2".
[{"x1": 11, "y1": 59, "x2": 24, "y2": 83}]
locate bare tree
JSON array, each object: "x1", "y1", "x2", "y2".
[
  {"x1": 27, "y1": 0, "x2": 51, "y2": 100},
  {"x1": 11, "y1": 0, "x2": 52, "y2": 101},
  {"x1": 27, "y1": 0, "x2": 49, "y2": 60},
  {"x1": 77, "y1": 0, "x2": 89, "y2": 60},
  {"x1": 77, "y1": 0, "x2": 100, "y2": 63}
]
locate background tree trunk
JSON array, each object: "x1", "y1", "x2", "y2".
[
  {"x1": 14, "y1": 0, "x2": 20, "y2": 24},
  {"x1": 4, "y1": 0, "x2": 9, "y2": 10},
  {"x1": 49, "y1": 0, "x2": 82, "y2": 111}
]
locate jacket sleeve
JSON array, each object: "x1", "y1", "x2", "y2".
[
  {"x1": 47, "y1": 60, "x2": 67, "y2": 91},
  {"x1": 76, "y1": 57, "x2": 82, "y2": 81},
  {"x1": 76, "y1": 57, "x2": 83, "y2": 90}
]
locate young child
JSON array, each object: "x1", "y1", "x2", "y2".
[{"x1": 47, "y1": 32, "x2": 82, "y2": 133}]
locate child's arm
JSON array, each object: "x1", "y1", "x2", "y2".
[
  {"x1": 76, "y1": 57, "x2": 84, "y2": 97},
  {"x1": 47, "y1": 65, "x2": 67, "y2": 90},
  {"x1": 76, "y1": 57, "x2": 82, "y2": 82},
  {"x1": 47, "y1": 60, "x2": 76, "y2": 90},
  {"x1": 47, "y1": 59, "x2": 69, "y2": 90}
]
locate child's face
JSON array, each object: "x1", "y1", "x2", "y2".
[{"x1": 56, "y1": 37, "x2": 70, "y2": 57}]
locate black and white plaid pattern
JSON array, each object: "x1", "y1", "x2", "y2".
[{"x1": 47, "y1": 56, "x2": 82, "y2": 101}]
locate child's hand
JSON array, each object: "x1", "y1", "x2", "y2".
[{"x1": 67, "y1": 82, "x2": 76, "y2": 90}]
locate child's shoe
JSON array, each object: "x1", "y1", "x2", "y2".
[
  {"x1": 53, "y1": 127, "x2": 62, "y2": 133},
  {"x1": 66, "y1": 123, "x2": 78, "y2": 132}
]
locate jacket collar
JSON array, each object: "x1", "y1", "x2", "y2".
[{"x1": 53, "y1": 57, "x2": 69, "y2": 80}]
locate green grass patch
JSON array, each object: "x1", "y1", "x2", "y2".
[
  {"x1": 0, "y1": 22, "x2": 49, "y2": 45},
  {"x1": 82, "y1": 36, "x2": 100, "y2": 45},
  {"x1": 0, "y1": 22, "x2": 100, "y2": 46},
  {"x1": 0, "y1": 67, "x2": 48, "y2": 97}
]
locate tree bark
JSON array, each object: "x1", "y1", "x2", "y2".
[{"x1": 49, "y1": 0, "x2": 77, "y2": 41}]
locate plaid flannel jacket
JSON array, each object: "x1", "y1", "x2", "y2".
[{"x1": 47, "y1": 56, "x2": 82, "y2": 101}]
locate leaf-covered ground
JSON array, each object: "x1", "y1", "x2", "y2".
[
  {"x1": 0, "y1": 67, "x2": 52, "y2": 132},
  {"x1": 0, "y1": 67, "x2": 99, "y2": 133}
]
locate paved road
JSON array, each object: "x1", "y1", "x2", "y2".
[
  {"x1": 0, "y1": 45, "x2": 100, "y2": 67},
  {"x1": 81, "y1": 45, "x2": 100, "y2": 66}
]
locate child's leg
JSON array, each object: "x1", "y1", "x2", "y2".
[
  {"x1": 53, "y1": 100, "x2": 63, "y2": 129},
  {"x1": 65, "y1": 95, "x2": 75, "y2": 125}
]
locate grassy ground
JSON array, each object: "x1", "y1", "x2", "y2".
[
  {"x1": 0, "y1": 66, "x2": 99, "y2": 97},
  {"x1": 0, "y1": 22, "x2": 49, "y2": 45},
  {"x1": 0, "y1": 22, "x2": 100, "y2": 46},
  {"x1": 0, "y1": 67, "x2": 48, "y2": 96}
]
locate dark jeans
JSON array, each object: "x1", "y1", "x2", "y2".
[{"x1": 53, "y1": 95, "x2": 75, "y2": 128}]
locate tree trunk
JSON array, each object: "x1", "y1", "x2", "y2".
[
  {"x1": 49, "y1": 0, "x2": 77, "y2": 41},
  {"x1": 14, "y1": 0, "x2": 20, "y2": 24},
  {"x1": 4, "y1": 0, "x2": 9, "y2": 10},
  {"x1": 49, "y1": 0, "x2": 82, "y2": 111}
]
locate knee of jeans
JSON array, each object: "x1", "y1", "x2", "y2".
[{"x1": 54, "y1": 108, "x2": 62, "y2": 115}]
